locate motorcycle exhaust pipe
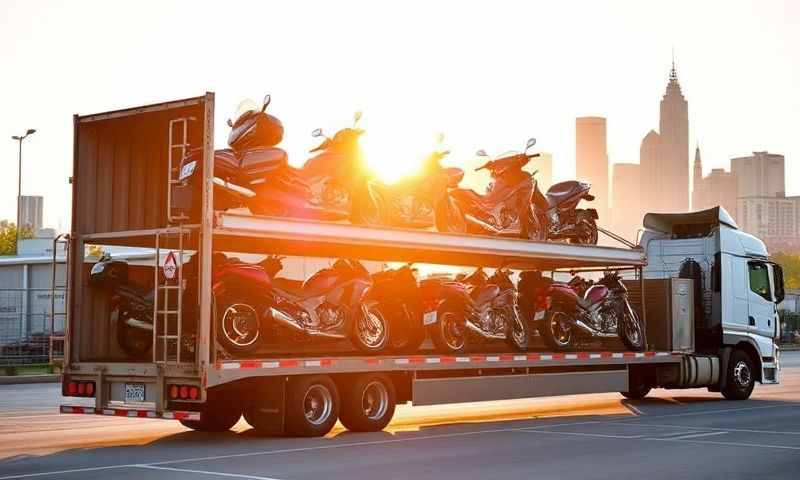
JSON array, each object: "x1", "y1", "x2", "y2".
[
  {"x1": 123, "y1": 318, "x2": 154, "y2": 331},
  {"x1": 464, "y1": 319, "x2": 506, "y2": 340},
  {"x1": 572, "y1": 318, "x2": 618, "y2": 338},
  {"x1": 269, "y1": 307, "x2": 346, "y2": 339}
]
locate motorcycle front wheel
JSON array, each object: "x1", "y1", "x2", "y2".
[
  {"x1": 539, "y1": 308, "x2": 573, "y2": 351},
  {"x1": 620, "y1": 303, "x2": 645, "y2": 351},
  {"x1": 353, "y1": 301, "x2": 390, "y2": 353},
  {"x1": 114, "y1": 309, "x2": 152, "y2": 360}
]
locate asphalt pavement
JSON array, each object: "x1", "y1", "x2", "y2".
[{"x1": 0, "y1": 352, "x2": 799, "y2": 480}]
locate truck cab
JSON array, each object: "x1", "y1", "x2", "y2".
[{"x1": 640, "y1": 207, "x2": 785, "y2": 386}]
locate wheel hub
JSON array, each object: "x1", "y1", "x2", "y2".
[{"x1": 733, "y1": 360, "x2": 751, "y2": 388}]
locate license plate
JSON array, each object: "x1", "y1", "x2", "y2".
[
  {"x1": 125, "y1": 383, "x2": 145, "y2": 403},
  {"x1": 178, "y1": 160, "x2": 197, "y2": 181},
  {"x1": 534, "y1": 310, "x2": 546, "y2": 321},
  {"x1": 423, "y1": 310, "x2": 438, "y2": 325}
]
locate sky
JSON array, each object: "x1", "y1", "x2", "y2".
[{"x1": 1, "y1": 0, "x2": 798, "y2": 231}]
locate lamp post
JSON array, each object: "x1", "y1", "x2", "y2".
[{"x1": 10, "y1": 129, "x2": 36, "y2": 255}]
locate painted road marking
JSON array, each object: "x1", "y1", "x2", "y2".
[
  {"x1": 138, "y1": 465, "x2": 284, "y2": 479},
  {"x1": 666, "y1": 431, "x2": 730, "y2": 441}
]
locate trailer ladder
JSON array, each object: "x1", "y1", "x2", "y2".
[
  {"x1": 152, "y1": 227, "x2": 191, "y2": 365},
  {"x1": 49, "y1": 234, "x2": 69, "y2": 368},
  {"x1": 167, "y1": 117, "x2": 194, "y2": 224}
]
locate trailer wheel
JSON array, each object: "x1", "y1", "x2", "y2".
[
  {"x1": 285, "y1": 375, "x2": 339, "y2": 437},
  {"x1": 620, "y1": 383, "x2": 651, "y2": 399},
  {"x1": 721, "y1": 350, "x2": 755, "y2": 400},
  {"x1": 339, "y1": 373, "x2": 397, "y2": 432}
]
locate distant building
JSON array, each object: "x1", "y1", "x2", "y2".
[
  {"x1": 611, "y1": 163, "x2": 642, "y2": 241},
  {"x1": 731, "y1": 151, "x2": 785, "y2": 198},
  {"x1": 19, "y1": 196, "x2": 43, "y2": 232},
  {"x1": 640, "y1": 62, "x2": 689, "y2": 213},
  {"x1": 737, "y1": 196, "x2": 799, "y2": 251},
  {"x1": 576, "y1": 117, "x2": 609, "y2": 222},
  {"x1": 692, "y1": 145, "x2": 738, "y2": 216}
]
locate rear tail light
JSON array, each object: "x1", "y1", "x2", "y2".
[
  {"x1": 168, "y1": 384, "x2": 201, "y2": 401},
  {"x1": 64, "y1": 380, "x2": 95, "y2": 398}
]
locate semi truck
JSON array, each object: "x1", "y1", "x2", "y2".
[{"x1": 58, "y1": 94, "x2": 784, "y2": 437}]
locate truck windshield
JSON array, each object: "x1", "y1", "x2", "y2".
[{"x1": 748, "y1": 262, "x2": 772, "y2": 301}]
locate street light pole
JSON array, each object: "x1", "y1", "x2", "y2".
[{"x1": 10, "y1": 129, "x2": 36, "y2": 255}]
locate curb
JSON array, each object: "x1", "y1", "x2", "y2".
[{"x1": 0, "y1": 374, "x2": 61, "y2": 385}]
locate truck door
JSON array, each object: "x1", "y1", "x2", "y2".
[{"x1": 747, "y1": 261, "x2": 777, "y2": 352}]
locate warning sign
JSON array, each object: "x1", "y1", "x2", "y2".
[{"x1": 163, "y1": 251, "x2": 179, "y2": 280}]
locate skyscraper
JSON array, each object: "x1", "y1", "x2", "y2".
[
  {"x1": 692, "y1": 144, "x2": 703, "y2": 210},
  {"x1": 731, "y1": 151, "x2": 785, "y2": 198},
  {"x1": 611, "y1": 163, "x2": 642, "y2": 241},
  {"x1": 639, "y1": 62, "x2": 689, "y2": 213},
  {"x1": 575, "y1": 117, "x2": 609, "y2": 221}
]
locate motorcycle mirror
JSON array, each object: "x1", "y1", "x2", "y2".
[
  {"x1": 526, "y1": 137, "x2": 537, "y2": 149},
  {"x1": 353, "y1": 110, "x2": 363, "y2": 126},
  {"x1": 261, "y1": 94, "x2": 271, "y2": 112},
  {"x1": 226, "y1": 118, "x2": 233, "y2": 128},
  {"x1": 476, "y1": 149, "x2": 489, "y2": 157},
  {"x1": 311, "y1": 128, "x2": 324, "y2": 138}
]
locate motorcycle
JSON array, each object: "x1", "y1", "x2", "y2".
[
  {"x1": 457, "y1": 267, "x2": 528, "y2": 352},
  {"x1": 247, "y1": 111, "x2": 381, "y2": 224},
  {"x1": 366, "y1": 264, "x2": 426, "y2": 353},
  {"x1": 367, "y1": 137, "x2": 466, "y2": 231},
  {"x1": 530, "y1": 177, "x2": 599, "y2": 244},
  {"x1": 213, "y1": 256, "x2": 390, "y2": 354},
  {"x1": 173, "y1": 95, "x2": 291, "y2": 220},
  {"x1": 446, "y1": 138, "x2": 542, "y2": 238},
  {"x1": 525, "y1": 271, "x2": 644, "y2": 351},
  {"x1": 419, "y1": 275, "x2": 474, "y2": 353}
]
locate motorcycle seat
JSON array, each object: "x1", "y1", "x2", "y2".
[
  {"x1": 545, "y1": 180, "x2": 584, "y2": 207},
  {"x1": 237, "y1": 147, "x2": 288, "y2": 177}
]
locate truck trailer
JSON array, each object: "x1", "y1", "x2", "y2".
[{"x1": 58, "y1": 94, "x2": 784, "y2": 437}]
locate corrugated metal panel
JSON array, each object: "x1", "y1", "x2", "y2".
[{"x1": 73, "y1": 96, "x2": 207, "y2": 235}]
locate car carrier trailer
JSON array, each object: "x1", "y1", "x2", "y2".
[{"x1": 58, "y1": 93, "x2": 784, "y2": 437}]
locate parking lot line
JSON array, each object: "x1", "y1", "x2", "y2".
[
  {"x1": 601, "y1": 422, "x2": 800, "y2": 436},
  {"x1": 667, "y1": 431, "x2": 729, "y2": 441},
  {"x1": 138, "y1": 465, "x2": 284, "y2": 479}
]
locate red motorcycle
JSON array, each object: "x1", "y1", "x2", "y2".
[
  {"x1": 520, "y1": 271, "x2": 644, "y2": 351},
  {"x1": 445, "y1": 138, "x2": 542, "y2": 238}
]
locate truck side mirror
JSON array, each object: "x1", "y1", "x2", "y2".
[{"x1": 773, "y1": 263, "x2": 785, "y2": 303}]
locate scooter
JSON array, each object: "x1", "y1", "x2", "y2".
[
  {"x1": 247, "y1": 112, "x2": 381, "y2": 224},
  {"x1": 446, "y1": 138, "x2": 541, "y2": 238},
  {"x1": 528, "y1": 271, "x2": 644, "y2": 351},
  {"x1": 367, "y1": 137, "x2": 466, "y2": 231},
  {"x1": 213, "y1": 256, "x2": 390, "y2": 354},
  {"x1": 531, "y1": 178, "x2": 599, "y2": 244},
  {"x1": 457, "y1": 267, "x2": 528, "y2": 352}
]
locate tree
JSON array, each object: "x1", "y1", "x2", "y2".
[
  {"x1": 0, "y1": 220, "x2": 35, "y2": 255},
  {"x1": 772, "y1": 251, "x2": 800, "y2": 290}
]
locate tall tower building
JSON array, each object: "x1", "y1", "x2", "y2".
[
  {"x1": 575, "y1": 117, "x2": 609, "y2": 222},
  {"x1": 692, "y1": 144, "x2": 703, "y2": 210},
  {"x1": 611, "y1": 163, "x2": 642, "y2": 241},
  {"x1": 639, "y1": 61, "x2": 690, "y2": 213}
]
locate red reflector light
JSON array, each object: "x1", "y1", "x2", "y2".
[
  {"x1": 169, "y1": 385, "x2": 179, "y2": 399},
  {"x1": 179, "y1": 385, "x2": 189, "y2": 399},
  {"x1": 188, "y1": 386, "x2": 199, "y2": 400},
  {"x1": 77, "y1": 383, "x2": 86, "y2": 395},
  {"x1": 67, "y1": 382, "x2": 77, "y2": 396},
  {"x1": 85, "y1": 382, "x2": 95, "y2": 396}
]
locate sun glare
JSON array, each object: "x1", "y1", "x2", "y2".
[{"x1": 360, "y1": 130, "x2": 431, "y2": 184}]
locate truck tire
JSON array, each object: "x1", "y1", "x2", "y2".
[
  {"x1": 539, "y1": 308, "x2": 572, "y2": 351},
  {"x1": 339, "y1": 373, "x2": 397, "y2": 432},
  {"x1": 721, "y1": 350, "x2": 755, "y2": 400},
  {"x1": 285, "y1": 375, "x2": 340, "y2": 437},
  {"x1": 620, "y1": 384, "x2": 651, "y2": 399},
  {"x1": 180, "y1": 403, "x2": 241, "y2": 432}
]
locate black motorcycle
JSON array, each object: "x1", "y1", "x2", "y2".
[{"x1": 531, "y1": 178, "x2": 599, "y2": 244}]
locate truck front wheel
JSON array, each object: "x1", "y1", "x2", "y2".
[
  {"x1": 285, "y1": 375, "x2": 340, "y2": 437},
  {"x1": 722, "y1": 350, "x2": 755, "y2": 400},
  {"x1": 339, "y1": 373, "x2": 397, "y2": 432}
]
